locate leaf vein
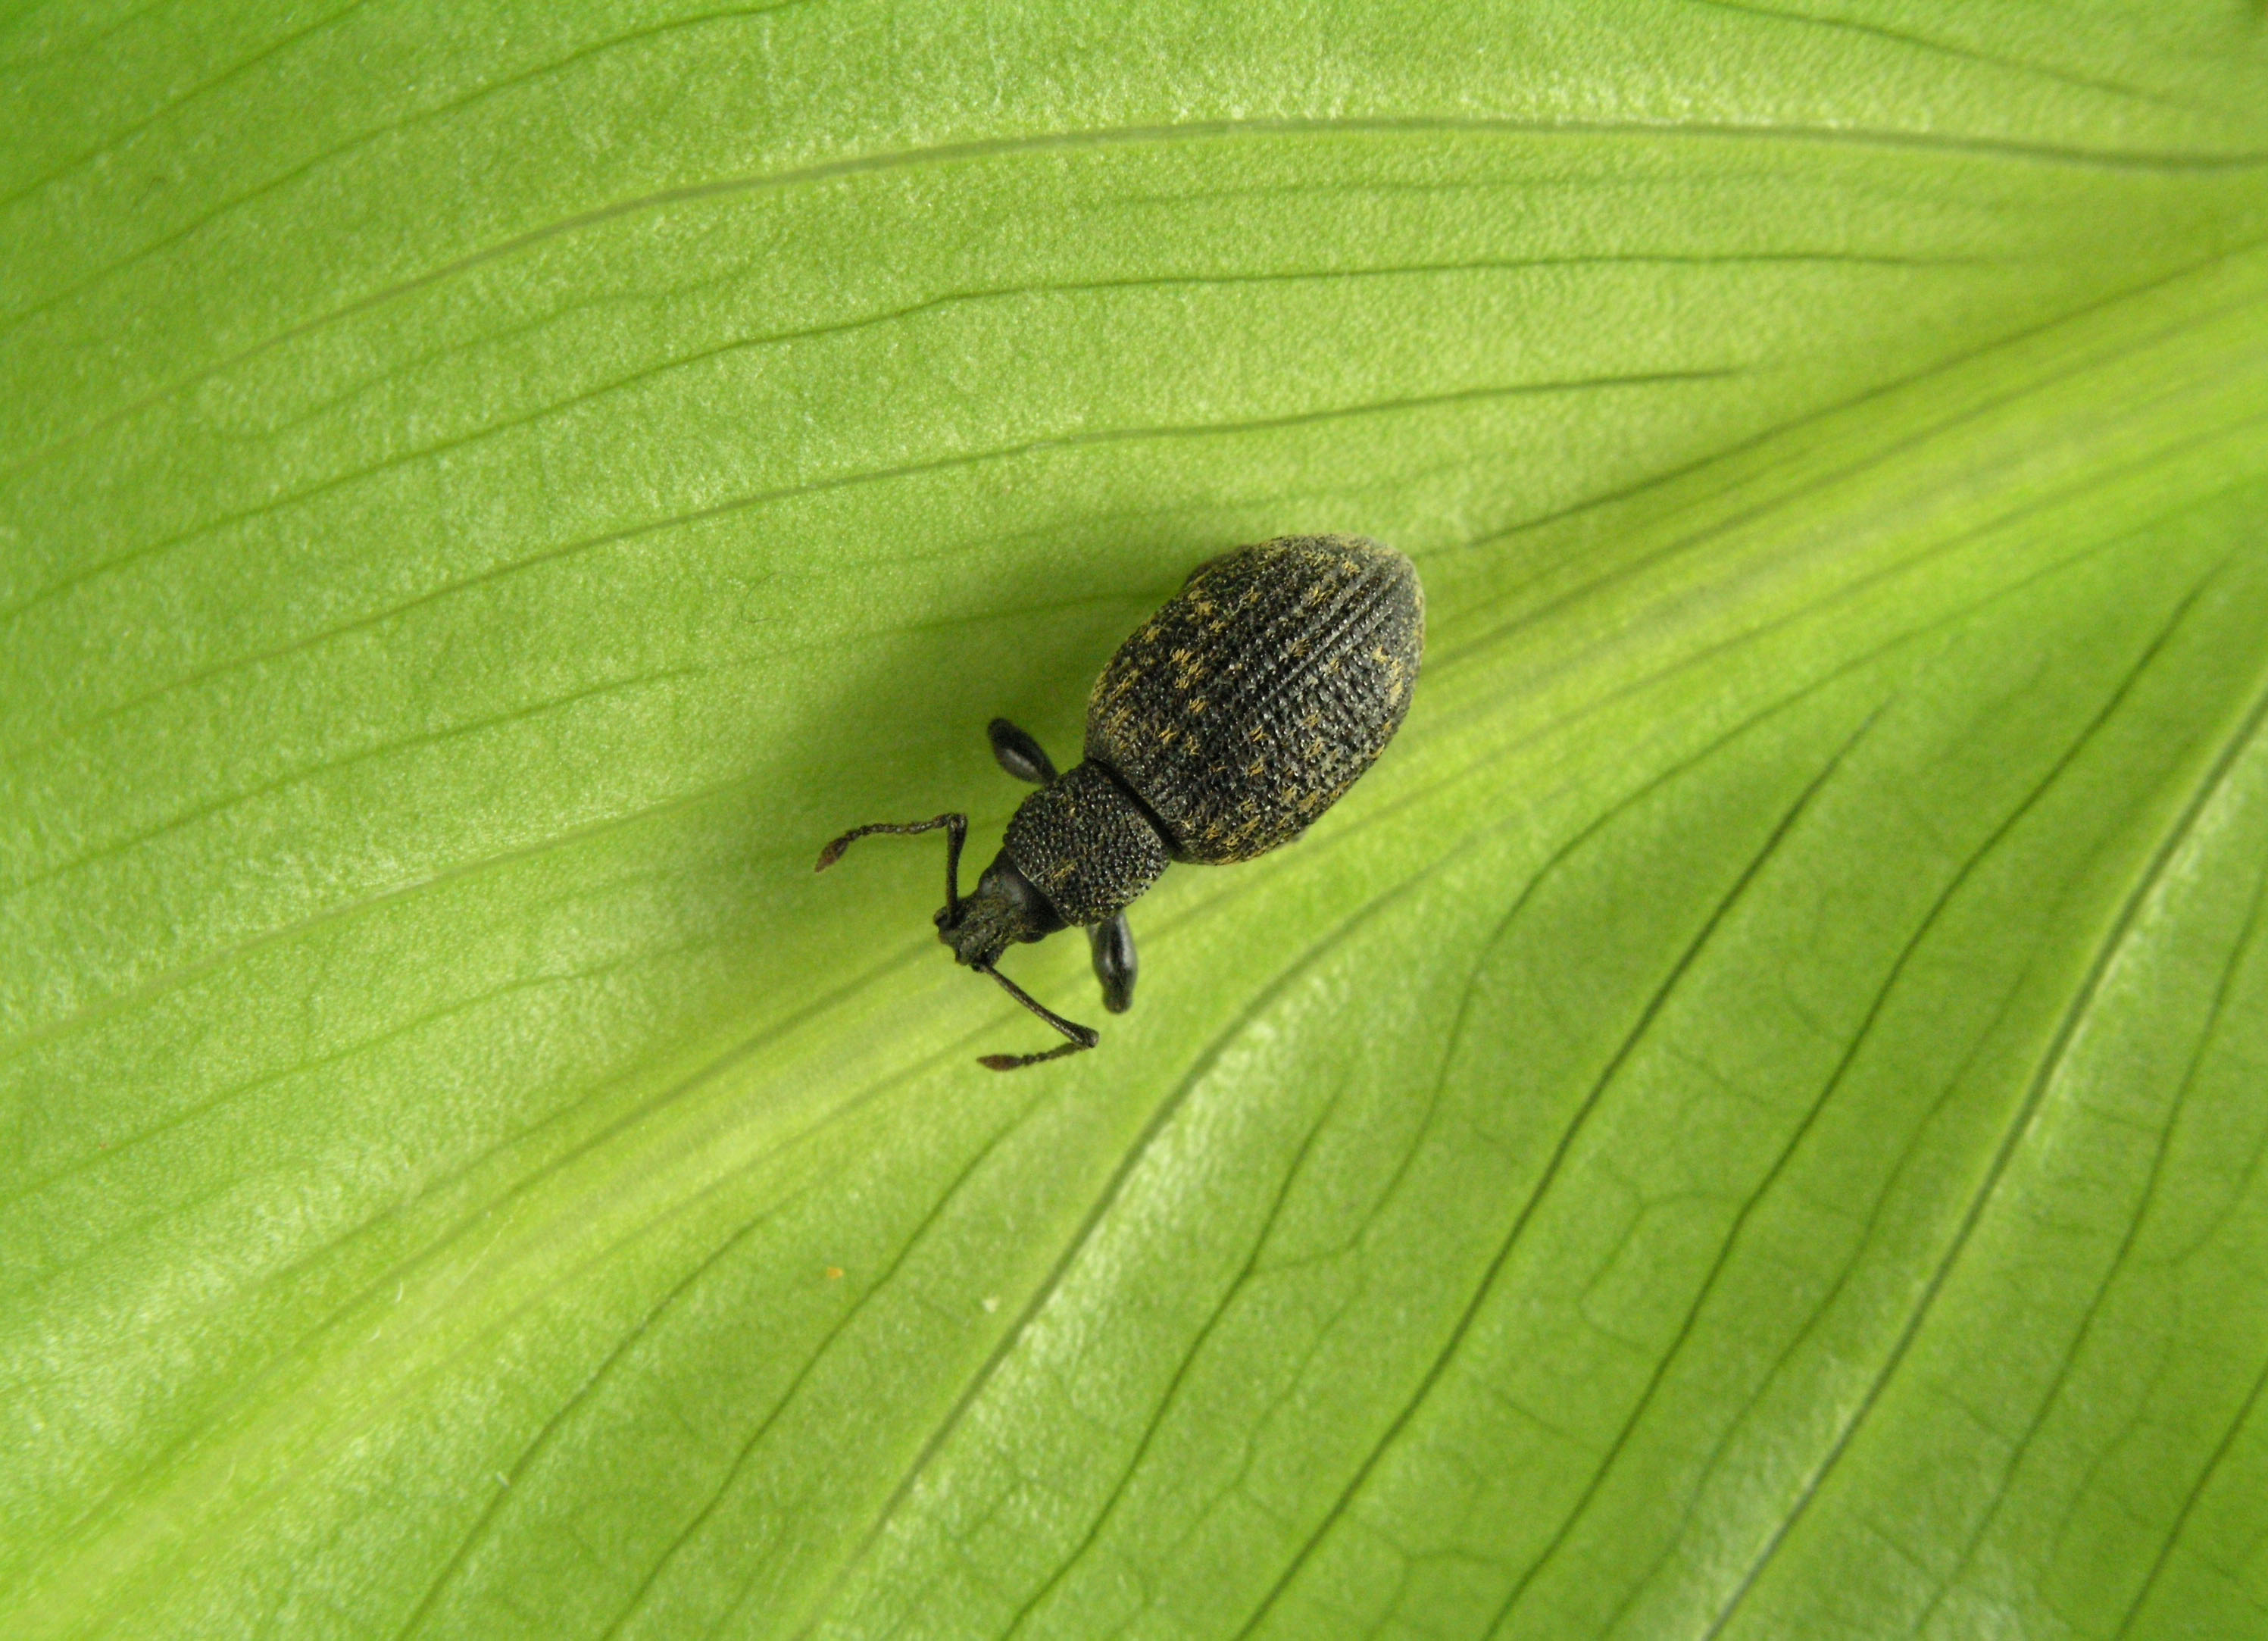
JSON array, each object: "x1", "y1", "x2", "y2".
[
  {"x1": 0, "y1": 0, "x2": 377, "y2": 214},
  {"x1": 1677, "y1": 0, "x2": 2212, "y2": 115},
  {"x1": 4, "y1": 248, "x2": 1953, "y2": 658},
  {"x1": 1559, "y1": 558, "x2": 2235, "y2": 1639},
  {"x1": 10, "y1": 114, "x2": 2257, "y2": 480},
  {"x1": 0, "y1": 1, "x2": 826, "y2": 335},
  {"x1": 997, "y1": 1066, "x2": 1367, "y2": 1639},
  {"x1": 2, "y1": 662, "x2": 703, "y2": 899},
  {"x1": 7, "y1": 369, "x2": 1736, "y2": 763},
  {"x1": 1701, "y1": 565, "x2": 2268, "y2": 1639},
  {"x1": 1235, "y1": 694, "x2": 1880, "y2": 1640}
]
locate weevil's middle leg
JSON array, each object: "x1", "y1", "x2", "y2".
[{"x1": 1089, "y1": 910, "x2": 1136, "y2": 1014}]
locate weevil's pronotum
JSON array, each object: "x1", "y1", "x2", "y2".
[{"x1": 817, "y1": 533, "x2": 1424, "y2": 1068}]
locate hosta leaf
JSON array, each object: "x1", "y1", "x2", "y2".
[{"x1": 3, "y1": 4, "x2": 2266, "y2": 1638}]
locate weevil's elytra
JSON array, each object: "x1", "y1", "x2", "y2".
[
  {"x1": 1089, "y1": 537, "x2": 1423, "y2": 864},
  {"x1": 817, "y1": 534, "x2": 1424, "y2": 1069}
]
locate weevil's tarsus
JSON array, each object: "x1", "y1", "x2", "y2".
[
  {"x1": 974, "y1": 962, "x2": 1098, "y2": 1070},
  {"x1": 1089, "y1": 910, "x2": 1136, "y2": 1013},
  {"x1": 815, "y1": 812, "x2": 969, "y2": 919},
  {"x1": 988, "y1": 718, "x2": 1057, "y2": 785}
]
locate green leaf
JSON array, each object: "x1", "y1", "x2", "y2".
[{"x1": 5, "y1": 4, "x2": 2267, "y2": 1637}]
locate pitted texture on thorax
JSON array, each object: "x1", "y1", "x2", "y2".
[
  {"x1": 1085, "y1": 534, "x2": 1424, "y2": 864},
  {"x1": 1001, "y1": 760, "x2": 1170, "y2": 926}
]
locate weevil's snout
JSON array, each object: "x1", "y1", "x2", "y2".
[
  {"x1": 933, "y1": 892, "x2": 982, "y2": 958},
  {"x1": 936, "y1": 896, "x2": 1009, "y2": 968},
  {"x1": 937, "y1": 852, "x2": 1064, "y2": 969}
]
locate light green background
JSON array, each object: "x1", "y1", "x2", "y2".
[{"x1": 3, "y1": 4, "x2": 2266, "y2": 1637}]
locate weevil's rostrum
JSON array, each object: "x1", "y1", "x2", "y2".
[{"x1": 817, "y1": 534, "x2": 1424, "y2": 1069}]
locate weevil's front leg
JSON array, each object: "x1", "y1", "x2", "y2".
[{"x1": 987, "y1": 718, "x2": 1057, "y2": 785}]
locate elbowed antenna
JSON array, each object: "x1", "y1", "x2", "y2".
[
  {"x1": 974, "y1": 965, "x2": 1098, "y2": 1071},
  {"x1": 815, "y1": 812, "x2": 968, "y2": 918}
]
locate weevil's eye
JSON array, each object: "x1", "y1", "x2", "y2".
[{"x1": 934, "y1": 904, "x2": 959, "y2": 930}]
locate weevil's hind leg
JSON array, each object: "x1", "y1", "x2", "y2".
[
  {"x1": 975, "y1": 964, "x2": 1098, "y2": 1070},
  {"x1": 814, "y1": 812, "x2": 970, "y2": 917},
  {"x1": 987, "y1": 718, "x2": 1057, "y2": 785},
  {"x1": 1089, "y1": 911, "x2": 1136, "y2": 1014}
]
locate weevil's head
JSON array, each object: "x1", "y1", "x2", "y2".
[{"x1": 936, "y1": 849, "x2": 1065, "y2": 970}]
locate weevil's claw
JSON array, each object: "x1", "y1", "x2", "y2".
[{"x1": 815, "y1": 836, "x2": 851, "y2": 871}]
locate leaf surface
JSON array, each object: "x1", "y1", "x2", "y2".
[{"x1": 4, "y1": 4, "x2": 2267, "y2": 1638}]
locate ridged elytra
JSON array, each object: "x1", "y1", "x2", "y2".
[{"x1": 817, "y1": 534, "x2": 1424, "y2": 1068}]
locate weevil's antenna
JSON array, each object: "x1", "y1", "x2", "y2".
[
  {"x1": 973, "y1": 964, "x2": 1098, "y2": 1071},
  {"x1": 815, "y1": 813, "x2": 968, "y2": 918}
]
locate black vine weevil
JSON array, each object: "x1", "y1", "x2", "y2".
[{"x1": 817, "y1": 533, "x2": 1424, "y2": 1068}]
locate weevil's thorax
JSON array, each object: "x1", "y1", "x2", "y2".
[{"x1": 998, "y1": 760, "x2": 1170, "y2": 929}]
